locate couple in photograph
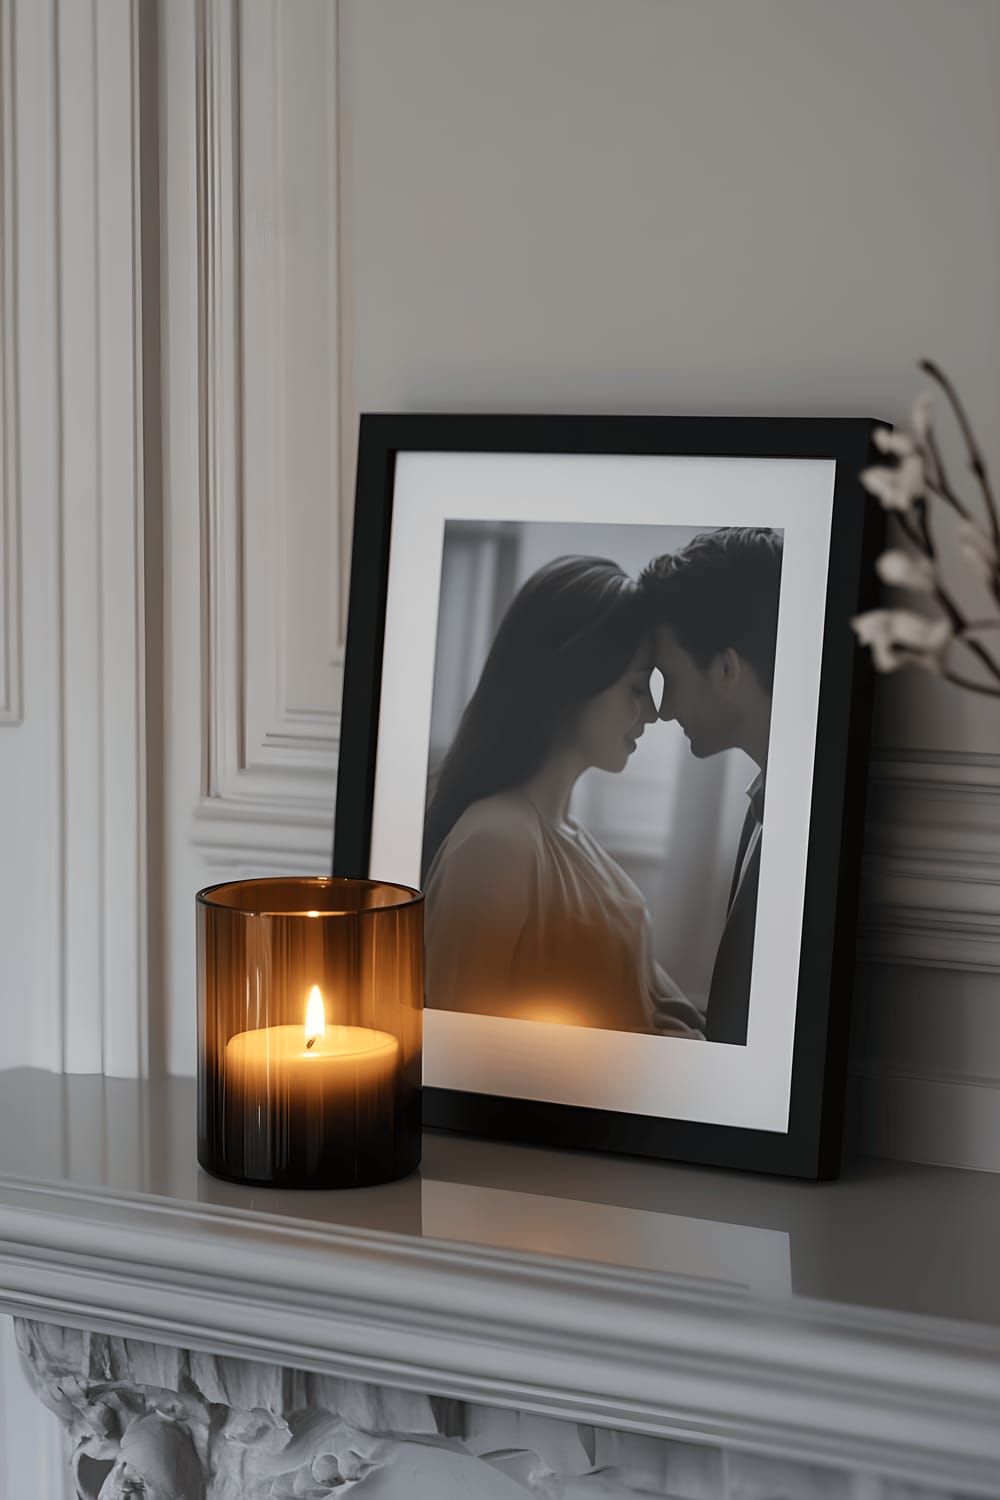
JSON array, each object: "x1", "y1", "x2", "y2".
[{"x1": 422, "y1": 528, "x2": 783, "y2": 1046}]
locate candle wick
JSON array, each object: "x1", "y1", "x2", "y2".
[{"x1": 306, "y1": 1037, "x2": 316, "y2": 1050}]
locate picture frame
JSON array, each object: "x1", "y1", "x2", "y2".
[{"x1": 333, "y1": 414, "x2": 881, "y2": 1179}]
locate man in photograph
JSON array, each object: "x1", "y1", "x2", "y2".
[{"x1": 641, "y1": 529, "x2": 784, "y2": 1045}]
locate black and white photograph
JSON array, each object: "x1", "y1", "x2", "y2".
[
  {"x1": 421, "y1": 520, "x2": 782, "y2": 1049},
  {"x1": 334, "y1": 415, "x2": 878, "y2": 1176}
]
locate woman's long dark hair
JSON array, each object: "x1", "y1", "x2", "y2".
[{"x1": 422, "y1": 555, "x2": 645, "y2": 879}]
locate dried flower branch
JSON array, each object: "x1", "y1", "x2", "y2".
[
  {"x1": 852, "y1": 364, "x2": 1000, "y2": 698},
  {"x1": 920, "y1": 359, "x2": 1000, "y2": 551}
]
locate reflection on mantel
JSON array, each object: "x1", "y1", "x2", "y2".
[
  {"x1": 193, "y1": 1121, "x2": 791, "y2": 1294},
  {"x1": 195, "y1": 1158, "x2": 426, "y2": 1239},
  {"x1": 0, "y1": 1069, "x2": 997, "y2": 1328},
  {"x1": 420, "y1": 1181, "x2": 792, "y2": 1295}
]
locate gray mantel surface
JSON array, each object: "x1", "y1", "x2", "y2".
[{"x1": 0, "y1": 1068, "x2": 998, "y2": 1494}]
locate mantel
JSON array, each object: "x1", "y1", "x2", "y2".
[{"x1": 0, "y1": 1070, "x2": 997, "y2": 1495}]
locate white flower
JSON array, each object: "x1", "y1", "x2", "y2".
[
  {"x1": 911, "y1": 390, "x2": 934, "y2": 440},
  {"x1": 875, "y1": 548, "x2": 936, "y2": 591},
  {"x1": 872, "y1": 426, "x2": 915, "y2": 457},
  {"x1": 852, "y1": 608, "x2": 952, "y2": 673},
  {"x1": 860, "y1": 453, "x2": 924, "y2": 511},
  {"x1": 956, "y1": 520, "x2": 998, "y2": 582}
]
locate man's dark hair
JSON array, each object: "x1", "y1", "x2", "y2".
[{"x1": 640, "y1": 528, "x2": 784, "y2": 693}]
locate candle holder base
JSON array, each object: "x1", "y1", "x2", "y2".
[{"x1": 196, "y1": 1138, "x2": 422, "y2": 1192}]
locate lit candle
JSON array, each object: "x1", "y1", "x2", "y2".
[
  {"x1": 198, "y1": 876, "x2": 423, "y2": 1189},
  {"x1": 222, "y1": 985, "x2": 401, "y2": 1185},
  {"x1": 225, "y1": 985, "x2": 400, "y2": 1095}
]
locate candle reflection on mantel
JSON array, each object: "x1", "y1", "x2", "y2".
[
  {"x1": 193, "y1": 1164, "x2": 790, "y2": 1294},
  {"x1": 195, "y1": 1156, "x2": 424, "y2": 1239}
]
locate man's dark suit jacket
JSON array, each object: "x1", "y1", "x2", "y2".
[{"x1": 705, "y1": 801, "x2": 761, "y2": 1046}]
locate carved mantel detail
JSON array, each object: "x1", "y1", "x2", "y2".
[
  {"x1": 13, "y1": 1320, "x2": 704, "y2": 1499},
  {"x1": 14, "y1": 1319, "x2": 972, "y2": 1500}
]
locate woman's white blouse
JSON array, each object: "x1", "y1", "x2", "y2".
[{"x1": 424, "y1": 792, "x2": 704, "y2": 1037}]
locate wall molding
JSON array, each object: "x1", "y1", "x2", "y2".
[
  {"x1": 242, "y1": 0, "x2": 344, "y2": 770},
  {"x1": 860, "y1": 748, "x2": 1000, "y2": 972},
  {"x1": 859, "y1": 907, "x2": 1000, "y2": 973},
  {"x1": 54, "y1": 0, "x2": 149, "y2": 1076},
  {"x1": 849, "y1": 749, "x2": 1000, "y2": 1168},
  {"x1": 189, "y1": 785, "x2": 336, "y2": 870},
  {"x1": 195, "y1": 0, "x2": 341, "y2": 845},
  {"x1": 850, "y1": 1062, "x2": 1000, "y2": 1173},
  {"x1": 0, "y1": 0, "x2": 22, "y2": 726}
]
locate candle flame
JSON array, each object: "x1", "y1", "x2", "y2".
[{"x1": 305, "y1": 984, "x2": 326, "y2": 1045}]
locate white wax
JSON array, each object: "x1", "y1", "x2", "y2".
[{"x1": 224, "y1": 1023, "x2": 400, "y2": 1100}]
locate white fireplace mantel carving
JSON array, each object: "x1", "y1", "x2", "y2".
[
  {"x1": 19, "y1": 1317, "x2": 989, "y2": 1500},
  {"x1": 0, "y1": 1071, "x2": 997, "y2": 1499},
  {"x1": 9, "y1": 1322, "x2": 817, "y2": 1500}
]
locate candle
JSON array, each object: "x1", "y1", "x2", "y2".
[
  {"x1": 225, "y1": 985, "x2": 399, "y2": 1095},
  {"x1": 222, "y1": 986, "x2": 402, "y2": 1186},
  {"x1": 197, "y1": 876, "x2": 423, "y2": 1189}
]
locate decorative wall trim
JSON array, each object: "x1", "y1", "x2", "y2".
[
  {"x1": 859, "y1": 907, "x2": 1000, "y2": 973},
  {"x1": 847, "y1": 749, "x2": 1000, "y2": 1168},
  {"x1": 0, "y1": 0, "x2": 22, "y2": 726},
  {"x1": 860, "y1": 749, "x2": 1000, "y2": 972},
  {"x1": 189, "y1": 786, "x2": 336, "y2": 871},
  {"x1": 851, "y1": 1062, "x2": 1000, "y2": 1173},
  {"x1": 260, "y1": 705, "x2": 341, "y2": 758},
  {"x1": 55, "y1": 0, "x2": 148, "y2": 1076},
  {"x1": 195, "y1": 0, "x2": 340, "y2": 843},
  {"x1": 242, "y1": 0, "x2": 343, "y2": 768},
  {"x1": 198, "y1": 0, "x2": 242, "y2": 806}
]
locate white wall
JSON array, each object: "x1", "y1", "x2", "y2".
[
  {"x1": 3, "y1": 0, "x2": 1000, "y2": 1172},
  {"x1": 0, "y1": 1318, "x2": 71, "y2": 1499}
]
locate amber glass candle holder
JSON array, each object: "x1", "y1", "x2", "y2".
[{"x1": 197, "y1": 877, "x2": 423, "y2": 1189}]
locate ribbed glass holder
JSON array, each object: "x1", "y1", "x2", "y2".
[{"x1": 197, "y1": 877, "x2": 423, "y2": 1188}]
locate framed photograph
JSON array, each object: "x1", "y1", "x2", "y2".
[{"x1": 333, "y1": 415, "x2": 880, "y2": 1178}]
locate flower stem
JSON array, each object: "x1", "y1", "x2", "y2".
[
  {"x1": 920, "y1": 358, "x2": 1000, "y2": 551},
  {"x1": 941, "y1": 668, "x2": 1000, "y2": 699},
  {"x1": 922, "y1": 468, "x2": 974, "y2": 524}
]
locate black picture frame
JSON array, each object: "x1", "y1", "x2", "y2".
[{"x1": 333, "y1": 414, "x2": 881, "y2": 1179}]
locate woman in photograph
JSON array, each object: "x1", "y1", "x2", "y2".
[{"x1": 422, "y1": 555, "x2": 704, "y2": 1037}]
